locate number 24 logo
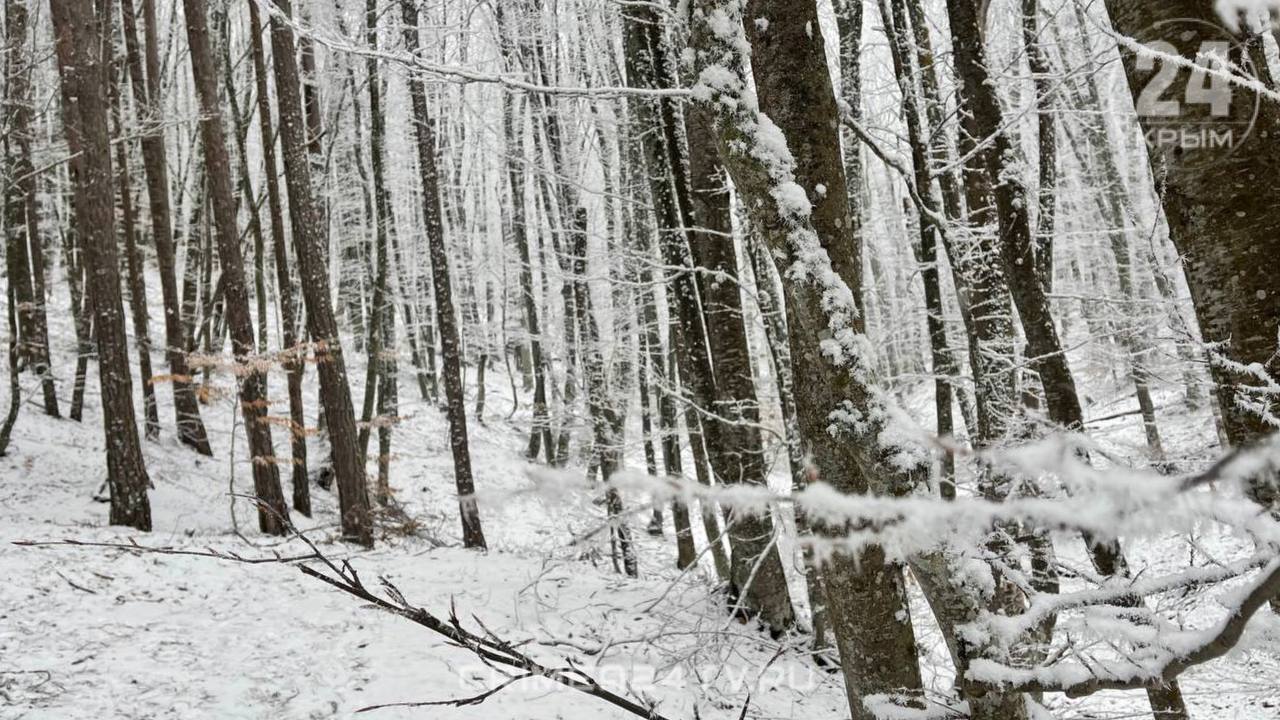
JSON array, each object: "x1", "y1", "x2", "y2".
[{"x1": 1137, "y1": 41, "x2": 1232, "y2": 117}]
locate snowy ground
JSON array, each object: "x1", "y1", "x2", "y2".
[{"x1": 3, "y1": 286, "x2": 1279, "y2": 719}]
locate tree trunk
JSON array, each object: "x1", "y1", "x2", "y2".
[
  {"x1": 1106, "y1": 0, "x2": 1280, "y2": 613},
  {"x1": 110, "y1": 64, "x2": 160, "y2": 441},
  {"x1": 267, "y1": 0, "x2": 371, "y2": 546},
  {"x1": 4, "y1": 0, "x2": 59, "y2": 418},
  {"x1": 624, "y1": 1, "x2": 796, "y2": 633},
  {"x1": 691, "y1": 1, "x2": 926, "y2": 714},
  {"x1": 401, "y1": 0, "x2": 486, "y2": 550},
  {"x1": 363, "y1": 0, "x2": 397, "y2": 504},
  {"x1": 247, "y1": 0, "x2": 309, "y2": 516},
  {"x1": 51, "y1": 0, "x2": 152, "y2": 531},
  {"x1": 183, "y1": 0, "x2": 289, "y2": 535},
  {"x1": 118, "y1": 0, "x2": 212, "y2": 454}
]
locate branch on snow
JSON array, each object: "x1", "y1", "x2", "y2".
[{"x1": 15, "y1": 501, "x2": 685, "y2": 720}]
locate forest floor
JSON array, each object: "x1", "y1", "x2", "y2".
[{"x1": 2, "y1": 285, "x2": 1279, "y2": 719}]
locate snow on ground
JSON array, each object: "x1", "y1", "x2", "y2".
[{"x1": 2, "y1": 283, "x2": 1279, "y2": 719}]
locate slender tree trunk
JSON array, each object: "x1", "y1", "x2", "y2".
[
  {"x1": 118, "y1": 0, "x2": 211, "y2": 454},
  {"x1": 110, "y1": 68, "x2": 160, "y2": 441},
  {"x1": 51, "y1": 0, "x2": 152, "y2": 530},
  {"x1": 0, "y1": 284, "x2": 19, "y2": 455},
  {"x1": 880, "y1": 0, "x2": 958, "y2": 499},
  {"x1": 401, "y1": 0, "x2": 486, "y2": 549},
  {"x1": 247, "y1": 0, "x2": 308, "y2": 516},
  {"x1": 63, "y1": 220, "x2": 92, "y2": 422},
  {"x1": 267, "y1": 0, "x2": 371, "y2": 546},
  {"x1": 1023, "y1": 0, "x2": 1057, "y2": 290},
  {"x1": 363, "y1": 0, "x2": 397, "y2": 504},
  {"x1": 4, "y1": 0, "x2": 59, "y2": 418},
  {"x1": 183, "y1": 0, "x2": 289, "y2": 535},
  {"x1": 568, "y1": 211, "x2": 637, "y2": 577},
  {"x1": 492, "y1": 15, "x2": 552, "y2": 461},
  {"x1": 624, "y1": 1, "x2": 796, "y2": 633}
]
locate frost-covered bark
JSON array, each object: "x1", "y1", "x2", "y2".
[{"x1": 691, "y1": 0, "x2": 925, "y2": 713}]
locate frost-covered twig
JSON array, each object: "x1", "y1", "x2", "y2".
[{"x1": 965, "y1": 558, "x2": 1280, "y2": 696}]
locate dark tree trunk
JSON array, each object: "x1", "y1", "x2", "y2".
[
  {"x1": 1106, "y1": 0, "x2": 1280, "y2": 617},
  {"x1": 4, "y1": 0, "x2": 59, "y2": 418},
  {"x1": 363, "y1": 0, "x2": 398, "y2": 504},
  {"x1": 183, "y1": 0, "x2": 289, "y2": 535},
  {"x1": 247, "y1": 0, "x2": 309, "y2": 516},
  {"x1": 1023, "y1": 0, "x2": 1057, "y2": 291},
  {"x1": 110, "y1": 64, "x2": 160, "y2": 441},
  {"x1": 624, "y1": 0, "x2": 796, "y2": 633},
  {"x1": 1, "y1": 284, "x2": 19, "y2": 455},
  {"x1": 569, "y1": 211, "x2": 637, "y2": 577},
  {"x1": 267, "y1": 0, "x2": 371, "y2": 546},
  {"x1": 51, "y1": 0, "x2": 152, "y2": 531},
  {"x1": 401, "y1": 0, "x2": 486, "y2": 550},
  {"x1": 880, "y1": 0, "x2": 958, "y2": 499},
  {"x1": 63, "y1": 218, "x2": 92, "y2": 422},
  {"x1": 944, "y1": 0, "x2": 1083, "y2": 436},
  {"x1": 118, "y1": 0, "x2": 211, "y2": 454}
]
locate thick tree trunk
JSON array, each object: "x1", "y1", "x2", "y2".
[
  {"x1": 51, "y1": 0, "x2": 152, "y2": 531},
  {"x1": 247, "y1": 0, "x2": 309, "y2": 516},
  {"x1": 1106, "y1": 0, "x2": 1280, "y2": 620},
  {"x1": 118, "y1": 0, "x2": 211, "y2": 455},
  {"x1": 401, "y1": 0, "x2": 486, "y2": 550},
  {"x1": 691, "y1": 1, "x2": 926, "y2": 714},
  {"x1": 267, "y1": 0, "x2": 371, "y2": 546},
  {"x1": 183, "y1": 0, "x2": 289, "y2": 536}
]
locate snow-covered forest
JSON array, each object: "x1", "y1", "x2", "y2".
[{"x1": 3, "y1": 0, "x2": 1279, "y2": 718}]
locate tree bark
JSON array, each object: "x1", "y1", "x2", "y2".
[
  {"x1": 51, "y1": 0, "x2": 152, "y2": 531},
  {"x1": 624, "y1": 1, "x2": 796, "y2": 633},
  {"x1": 401, "y1": 0, "x2": 486, "y2": 550},
  {"x1": 267, "y1": 0, "x2": 371, "y2": 546},
  {"x1": 183, "y1": 0, "x2": 289, "y2": 535},
  {"x1": 691, "y1": 0, "x2": 926, "y2": 713},
  {"x1": 117, "y1": 0, "x2": 211, "y2": 455},
  {"x1": 3, "y1": 0, "x2": 59, "y2": 418},
  {"x1": 247, "y1": 0, "x2": 309, "y2": 516},
  {"x1": 110, "y1": 57, "x2": 160, "y2": 441}
]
